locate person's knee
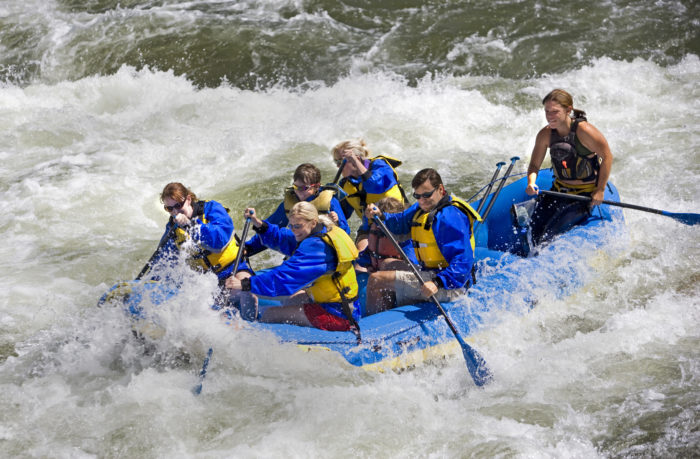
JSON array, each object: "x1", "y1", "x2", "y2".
[{"x1": 368, "y1": 270, "x2": 395, "y2": 286}]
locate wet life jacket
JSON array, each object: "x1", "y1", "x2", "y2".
[
  {"x1": 283, "y1": 187, "x2": 335, "y2": 214},
  {"x1": 411, "y1": 196, "x2": 481, "y2": 270},
  {"x1": 174, "y1": 201, "x2": 240, "y2": 273},
  {"x1": 366, "y1": 224, "x2": 404, "y2": 271},
  {"x1": 305, "y1": 225, "x2": 362, "y2": 341},
  {"x1": 306, "y1": 226, "x2": 359, "y2": 307},
  {"x1": 549, "y1": 115, "x2": 600, "y2": 183},
  {"x1": 341, "y1": 155, "x2": 408, "y2": 218}
]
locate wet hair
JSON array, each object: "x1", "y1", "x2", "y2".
[
  {"x1": 293, "y1": 163, "x2": 321, "y2": 185},
  {"x1": 331, "y1": 139, "x2": 371, "y2": 162},
  {"x1": 375, "y1": 196, "x2": 406, "y2": 213},
  {"x1": 289, "y1": 201, "x2": 334, "y2": 229},
  {"x1": 160, "y1": 182, "x2": 197, "y2": 204},
  {"x1": 411, "y1": 168, "x2": 443, "y2": 190},
  {"x1": 542, "y1": 89, "x2": 587, "y2": 119}
]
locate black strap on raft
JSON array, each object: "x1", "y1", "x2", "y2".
[{"x1": 331, "y1": 271, "x2": 362, "y2": 344}]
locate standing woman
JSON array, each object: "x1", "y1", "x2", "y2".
[
  {"x1": 332, "y1": 139, "x2": 407, "y2": 251},
  {"x1": 156, "y1": 182, "x2": 251, "y2": 283},
  {"x1": 525, "y1": 89, "x2": 613, "y2": 245},
  {"x1": 226, "y1": 202, "x2": 361, "y2": 333}
]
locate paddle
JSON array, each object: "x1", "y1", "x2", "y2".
[
  {"x1": 192, "y1": 216, "x2": 253, "y2": 396},
  {"x1": 372, "y1": 217, "x2": 493, "y2": 386},
  {"x1": 136, "y1": 218, "x2": 176, "y2": 280},
  {"x1": 479, "y1": 156, "x2": 519, "y2": 221},
  {"x1": 538, "y1": 189, "x2": 700, "y2": 226},
  {"x1": 476, "y1": 161, "x2": 506, "y2": 214},
  {"x1": 232, "y1": 216, "x2": 252, "y2": 274},
  {"x1": 332, "y1": 159, "x2": 347, "y2": 185},
  {"x1": 191, "y1": 347, "x2": 213, "y2": 396}
]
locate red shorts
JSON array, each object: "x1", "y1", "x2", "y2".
[{"x1": 303, "y1": 303, "x2": 351, "y2": 331}]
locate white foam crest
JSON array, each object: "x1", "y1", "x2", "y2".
[{"x1": 0, "y1": 54, "x2": 698, "y2": 455}]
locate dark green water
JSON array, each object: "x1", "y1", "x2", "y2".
[{"x1": 2, "y1": 0, "x2": 698, "y2": 88}]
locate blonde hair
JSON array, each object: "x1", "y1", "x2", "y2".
[
  {"x1": 289, "y1": 201, "x2": 334, "y2": 229},
  {"x1": 331, "y1": 139, "x2": 371, "y2": 162}
]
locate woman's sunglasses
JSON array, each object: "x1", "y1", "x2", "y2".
[
  {"x1": 412, "y1": 188, "x2": 437, "y2": 200},
  {"x1": 164, "y1": 202, "x2": 184, "y2": 212}
]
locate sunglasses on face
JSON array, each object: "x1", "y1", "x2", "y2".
[
  {"x1": 412, "y1": 188, "x2": 437, "y2": 200},
  {"x1": 164, "y1": 202, "x2": 184, "y2": 212},
  {"x1": 288, "y1": 223, "x2": 305, "y2": 230},
  {"x1": 292, "y1": 183, "x2": 319, "y2": 192}
]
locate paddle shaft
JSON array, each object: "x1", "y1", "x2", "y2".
[
  {"x1": 476, "y1": 162, "x2": 506, "y2": 214},
  {"x1": 538, "y1": 189, "x2": 700, "y2": 226},
  {"x1": 136, "y1": 219, "x2": 176, "y2": 280},
  {"x1": 331, "y1": 159, "x2": 347, "y2": 185},
  {"x1": 372, "y1": 217, "x2": 492, "y2": 386},
  {"x1": 232, "y1": 218, "x2": 252, "y2": 274},
  {"x1": 480, "y1": 156, "x2": 519, "y2": 221}
]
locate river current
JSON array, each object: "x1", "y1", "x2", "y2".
[{"x1": 1, "y1": 0, "x2": 698, "y2": 457}]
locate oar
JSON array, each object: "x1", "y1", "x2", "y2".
[
  {"x1": 325, "y1": 159, "x2": 348, "y2": 200},
  {"x1": 136, "y1": 218, "x2": 176, "y2": 280},
  {"x1": 476, "y1": 161, "x2": 506, "y2": 214},
  {"x1": 372, "y1": 217, "x2": 493, "y2": 386},
  {"x1": 479, "y1": 156, "x2": 519, "y2": 221},
  {"x1": 538, "y1": 189, "x2": 700, "y2": 226},
  {"x1": 191, "y1": 347, "x2": 213, "y2": 396},
  {"x1": 192, "y1": 216, "x2": 253, "y2": 396},
  {"x1": 232, "y1": 216, "x2": 252, "y2": 274},
  {"x1": 331, "y1": 159, "x2": 347, "y2": 185}
]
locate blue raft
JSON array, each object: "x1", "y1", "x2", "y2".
[{"x1": 101, "y1": 170, "x2": 624, "y2": 371}]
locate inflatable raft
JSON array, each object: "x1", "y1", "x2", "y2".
[{"x1": 100, "y1": 169, "x2": 624, "y2": 371}]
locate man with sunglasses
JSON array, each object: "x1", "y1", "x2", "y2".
[
  {"x1": 364, "y1": 168, "x2": 482, "y2": 313},
  {"x1": 245, "y1": 163, "x2": 350, "y2": 257}
]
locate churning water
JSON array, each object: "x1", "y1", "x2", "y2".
[{"x1": 1, "y1": 0, "x2": 698, "y2": 457}]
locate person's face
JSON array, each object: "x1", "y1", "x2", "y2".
[
  {"x1": 544, "y1": 100, "x2": 570, "y2": 130},
  {"x1": 288, "y1": 215, "x2": 317, "y2": 241},
  {"x1": 293, "y1": 180, "x2": 319, "y2": 201},
  {"x1": 412, "y1": 179, "x2": 444, "y2": 212},
  {"x1": 336, "y1": 150, "x2": 362, "y2": 178},
  {"x1": 163, "y1": 195, "x2": 193, "y2": 218}
]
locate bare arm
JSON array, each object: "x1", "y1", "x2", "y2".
[
  {"x1": 577, "y1": 122, "x2": 613, "y2": 205},
  {"x1": 526, "y1": 127, "x2": 550, "y2": 195}
]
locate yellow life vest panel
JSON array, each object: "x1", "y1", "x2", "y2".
[
  {"x1": 174, "y1": 201, "x2": 240, "y2": 273},
  {"x1": 341, "y1": 155, "x2": 407, "y2": 218},
  {"x1": 283, "y1": 187, "x2": 335, "y2": 214},
  {"x1": 306, "y1": 226, "x2": 359, "y2": 306},
  {"x1": 410, "y1": 196, "x2": 482, "y2": 269}
]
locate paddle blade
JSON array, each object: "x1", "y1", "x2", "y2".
[
  {"x1": 192, "y1": 348, "x2": 213, "y2": 396},
  {"x1": 663, "y1": 211, "x2": 700, "y2": 226},
  {"x1": 461, "y1": 342, "x2": 493, "y2": 387}
]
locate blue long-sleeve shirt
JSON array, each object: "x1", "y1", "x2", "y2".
[
  {"x1": 246, "y1": 193, "x2": 350, "y2": 255},
  {"x1": 249, "y1": 223, "x2": 359, "y2": 319},
  {"x1": 381, "y1": 197, "x2": 474, "y2": 289},
  {"x1": 153, "y1": 200, "x2": 247, "y2": 280},
  {"x1": 339, "y1": 158, "x2": 401, "y2": 222}
]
